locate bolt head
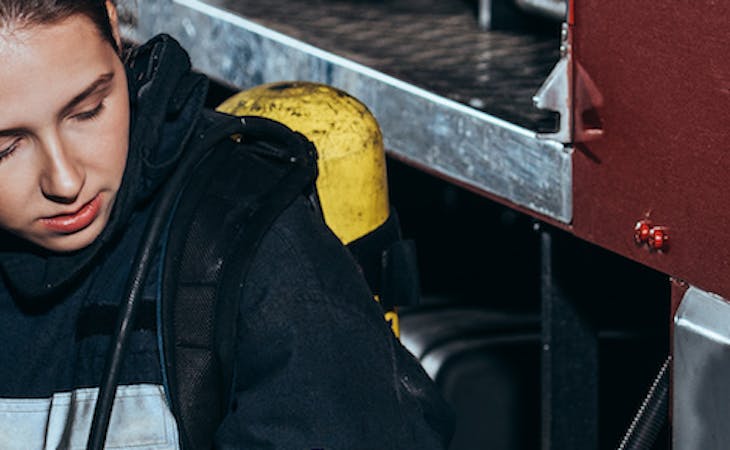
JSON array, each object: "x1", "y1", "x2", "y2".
[
  {"x1": 648, "y1": 227, "x2": 669, "y2": 251},
  {"x1": 634, "y1": 220, "x2": 652, "y2": 244}
]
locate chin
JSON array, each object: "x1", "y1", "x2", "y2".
[
  {"x1": 32, "y1": 222, "x2": 106, "y2": 253},
  {"x1": 48, "y1": 235, "x2": 100, "y2": 253}
]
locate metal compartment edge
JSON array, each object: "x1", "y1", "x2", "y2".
[{"x1": 118, "y1": 0, "x2": 572, "y2": 223}]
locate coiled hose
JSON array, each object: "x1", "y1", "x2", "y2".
[{"x1": 617, "y1": 355, "x2": 671, "y2": 450}]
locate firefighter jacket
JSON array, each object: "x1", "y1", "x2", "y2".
[{"x1": 0, "y1": 35, "x2": 453, "y2": 448}]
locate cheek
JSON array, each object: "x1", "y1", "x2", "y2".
[
  {"x1": 0, "y1": 147, "x2": 46, "y2": 226},
  {"x1": 93, "y1": 98, "x2": 130, "y2": 185},
  {"x1": 0, "y1": 186, "x2": 29, "y2": 230},
  {"x1": 0, "y1": 166, "x2": 40, "y2": 235}
]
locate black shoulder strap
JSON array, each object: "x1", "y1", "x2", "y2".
[{"x1": 159, "y1": 114, "x2": 317, "y2": 450}]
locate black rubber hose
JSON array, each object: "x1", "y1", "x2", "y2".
[
  {"x1": 86, "y1": 116, "x2": 245, "y2": 450},
  {"x1": 617, "y1": 355, "x2": 671, "y2": 450}
]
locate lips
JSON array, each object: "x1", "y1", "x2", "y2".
[{"x1": 40, "y1": 193, "x2": 103, "y2": 234}]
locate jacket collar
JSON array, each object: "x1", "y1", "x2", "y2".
[{"x1": 0, "y1": 34, "x2": 208, "y2": 302}]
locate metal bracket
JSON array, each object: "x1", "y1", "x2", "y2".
[
  {"x1": 533, "y1": 23, "x2": 572, "y2": 143},
  {"x1": 533, "y1": 23, "x2": 603, "y2": 144}
]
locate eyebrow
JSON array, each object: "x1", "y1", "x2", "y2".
[{"x1": 0, "y1": 72, "x2": 116, "y2": 138}]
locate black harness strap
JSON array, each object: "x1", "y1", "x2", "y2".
[
  {"x1": 87, "y1": 114, "x2": 250, "y2": 450},
  {"x1": 159, "y1": 116, "x2": 317, "y2": 450}
]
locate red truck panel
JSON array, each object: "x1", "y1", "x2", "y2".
[{"x1": 571, "y1": 2, "x2": 730, "y2": 297}]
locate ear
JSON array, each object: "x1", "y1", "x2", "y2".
[{"x1": 105, "y1": 0, "x2": 122, "y2": 52}]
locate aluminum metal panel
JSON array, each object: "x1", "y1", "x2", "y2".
[
  {"x1": 119, "y1": 0, "x2": 572, "y2": 223},
  {"x1": 674, "y1": 286, "x2": 730, "y2": 449}
]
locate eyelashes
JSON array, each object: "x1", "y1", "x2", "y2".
[
  {"x1": 0, "y1": 101, "x2": 107, "y2": 164},
  {"x1": 73, "y1": 101, "x2": 106, "y2": 121},
  {"x1": 0, "y1": 139, "x2": 19, "y2": 162}
]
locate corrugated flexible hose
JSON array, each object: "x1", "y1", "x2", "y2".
[{"x1": 617, "y1": 355, "x2": 671, "y2": 450}]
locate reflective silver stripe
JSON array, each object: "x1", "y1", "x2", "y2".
[{"x1": 0, "y1": 384, "x2": 180, "y2": 449}]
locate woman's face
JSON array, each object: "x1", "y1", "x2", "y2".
[{"x1": 0, "y1": 12, "x2": 129, "y2": 252}]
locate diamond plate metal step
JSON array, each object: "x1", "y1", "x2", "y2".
[
  {"x1": 207, "y1": 0, "x2": 560, "y2": 130},
  {"x1": 120, "y1": 0, "x2": 572, "y2": 223}
]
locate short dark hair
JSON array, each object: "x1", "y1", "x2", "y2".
[{"x1": 0, "y1": 0, "x2": 118, "y2": 51}]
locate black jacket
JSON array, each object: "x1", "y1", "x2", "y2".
[{"x1": 0, "y1": 35, "x2": 452, "y2": 449}]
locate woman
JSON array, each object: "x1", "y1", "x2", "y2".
[{"x1": 0, "y1": 1, "x2": 451, "y2": 448}]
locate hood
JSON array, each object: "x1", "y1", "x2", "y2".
[{"x1": 0, "y1": 34, "x2": 209, "y2": 301}]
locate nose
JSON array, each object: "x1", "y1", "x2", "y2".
[{"x1": 39, "y1": 133, "x2": 85, "y2": 204}]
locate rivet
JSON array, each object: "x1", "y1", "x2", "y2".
[
  {"x1": 634, "y1": 220, "x2": 652, "y2": 244},
  {"x1": 648, "y1": 227, "x2": 669, "y2": 251}
]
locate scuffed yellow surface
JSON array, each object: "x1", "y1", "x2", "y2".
[{"x1": 218, "y1": 82, "x2": 390, "y2": 244}]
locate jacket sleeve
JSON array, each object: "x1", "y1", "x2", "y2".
[{"x1": 213, "y1": 196, "x2": 453, "y2": 449}]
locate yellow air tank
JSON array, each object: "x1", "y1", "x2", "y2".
[
  {"x1": 217, "y1": 81, "x2": 389, "y2": 245},
  {"x1": 217, "y1": 81, "x2": 400, "y2": 336}
]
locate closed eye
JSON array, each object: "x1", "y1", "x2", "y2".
[
  {"x1": 0, "y1": 137, "x2": 21, "y2": 162},
  {"x1": 73, "y1": 101, "x2": 105, "y2": 121}
]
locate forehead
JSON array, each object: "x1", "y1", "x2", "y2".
[{"x1": 0, "y1": 14, "x2": 117, "y2": 125}]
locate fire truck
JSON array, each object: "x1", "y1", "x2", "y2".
[{"x1": 119, "y1": 0, "x2": 730, "y2": 448}]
